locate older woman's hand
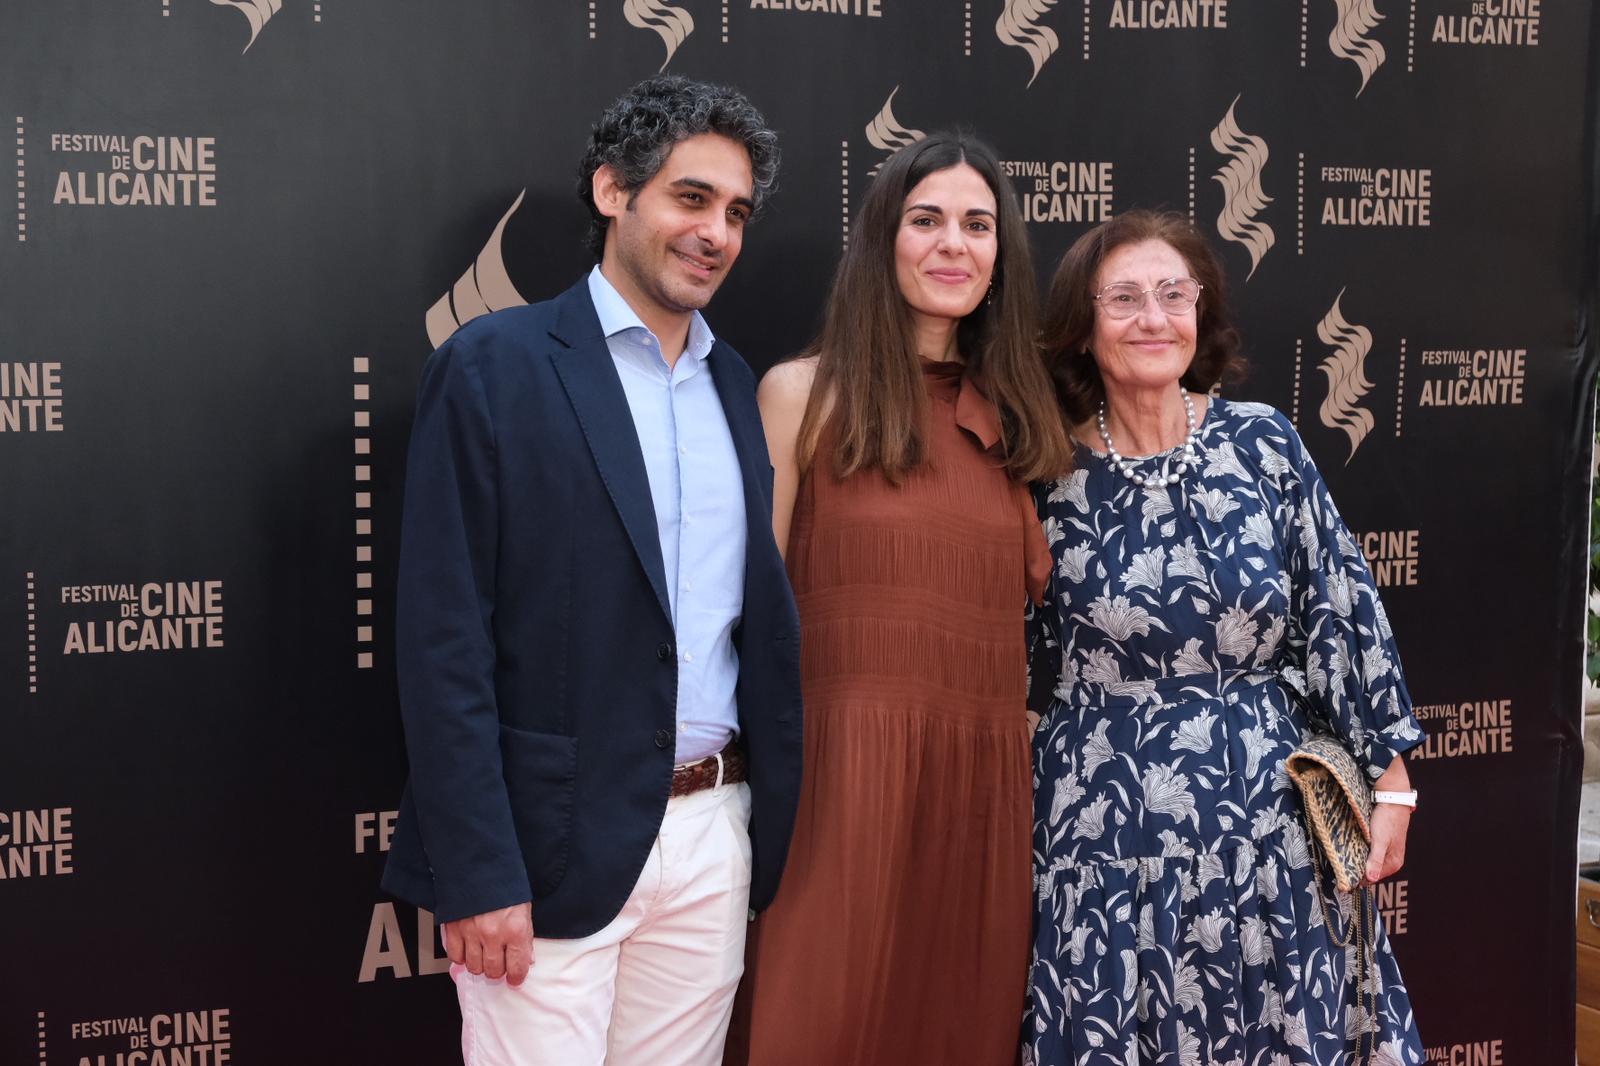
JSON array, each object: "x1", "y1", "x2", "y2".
[{"x1": 1364, "y1": 755, "x2": 1413, "y2": 884}]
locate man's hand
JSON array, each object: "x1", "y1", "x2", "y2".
[
  {"x1": 444, "y1": 903, "x2": 534, "y2": 986},
  {"x1": 1364, "y1": 756, "x2": 1412, "y2": 885}
]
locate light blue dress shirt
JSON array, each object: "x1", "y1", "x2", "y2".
[{"x1": 586, "y1": 267, "x2": 748, "y2": 764}]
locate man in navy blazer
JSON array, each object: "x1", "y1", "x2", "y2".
[{"x1": 382, "y1": 76, "x2": 802, "y2": 1065}]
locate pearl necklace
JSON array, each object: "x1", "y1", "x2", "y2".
[{"x1": 1095, "y1": 392, "x2": 1201, "y2": 488}]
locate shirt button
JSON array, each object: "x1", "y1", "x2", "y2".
[
  {"x1": 654, "y1": 729, "x2": 671, "y2": 749},
  {"x1": 657, "y1": 642, "x2": 673, "y2": 662},
  {"x1": 683, "y1": 651, "x2": 694, "y2": 663},
  {"x1": 679, "y1": 445, "x2": 688, "y2": 455},
  {"x1": 686, "y1": 580, "x2": 695, "y2": 592}
]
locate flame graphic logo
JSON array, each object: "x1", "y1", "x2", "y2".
[
  {"x1": 425, "y1": 191, "x2": 530, "y2": 349},
  {"x1": 1315, "y1": 289, "x2": 1377, "y2": 463},
  {"x1": 995, "y1": 0, "x2": 1061, "y2": 88},
  {"x1": 864, "y1": 87, "x2": 924, "y2": 174},
  {"x1": 1209, "y1": 95, "x2": 1274, "y2": 281},
  {"x1": 208, "y1": 0, "x2": 282, "y2": 53},
  {"x1": 624, "y1": 0, "x2": 696, "y2": 72},
  {"x1": 1329, "y1": 0, "x2": 1387, "y2": 98}
]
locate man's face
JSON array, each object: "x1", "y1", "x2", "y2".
[{"x1": 596, "y1": 133, "x2": 755, "y2": 319}]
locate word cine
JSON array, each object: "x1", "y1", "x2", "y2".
[
  {"x1": 1109, "y1": 0, "x2": 1229, "y2": 28},
  {"x1": 1002, "y1": 161, "x2": 1114, "y2": 223},
  {"x1": 1320, "y1": 168, "x2": 1432, "y2": 227},
  {"x1": 70, "y1": 1009, "x2": 231, "y2": 1066},
  {"x1": 0, "y1": 362, "x2": 63, "y2": 432},
  {"x1": 61, "y1": 581, "x2": 224, "y2": 654},
  {"x1": 50, "y1": 134, "x2": 216, "y2": 207},
  {"x1": 1356, "y1": 530, "x2": 1419, "y2": 587},
  {"x1": 0, "y1": 807, "x2": 72, "y2": 879},
  {"x1": 1418, "y1": 349, "x2": 1526, "y2": 406},
  {"x1": 1434, "y1": 0, "x2": 1539, "y2": 44},
  {"x1": 1408, "y1": 700, "x2": 1513, "y2": 760},
  {"x1": 1423, "y1": 1040, "x2": 1506, "y2": 1066},
  {"x1": 1374, "y1": 878, "x2": 1408, "y2": 935}
]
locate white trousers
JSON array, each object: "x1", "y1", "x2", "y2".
[{"x1": 452, "y1": 781, "x2": 753, "y2": 1066}]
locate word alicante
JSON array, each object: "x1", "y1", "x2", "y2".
[
  {"x1": 1434, "y1": 0, "x2": 1540, "y2": 45},
  {"x1": 1109, "y1": 0, "x2": 1229, "y2": 28}
]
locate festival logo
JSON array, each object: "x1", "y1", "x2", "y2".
[
  {"x1": 995, "y1": 0, "x2": 1063, "y2": 87},
  {"x1": 1410, "y1": 699, "x2": 1514, "y2": 761},
  {"x1": 1315, "y1": 289, "x2": 1377, "y2": 464},
  {"x1": 1374, "y1": 877, "x2": 1408, "y2": 936},
  {"x1": 0, "y1": 807, "x2": 74, "y2": 881},
  {"x1": 1315, "y1": 164, "x2": 1432, "y2": 227},
  {"x1": 1003, "y1": 159, "x2": 1115, "y2": 225},
  {"x1": 1, "y1": 362, "x2": 64, "y2": 433},
  {"x1": 1431, "y1": 0, "x2": 1540, "y2": 46},
  {"x1": 40, "y1": 132, "x2": 218, "y2": 212},
  {"x1": 1328, "y1": 0, "x2": 1387, "y2": 97},
  {"x1": 1414, "y1": 345, "x2": 1525, "y2": 408},
  {"x1": 1209, "y1": 95, "x2": 1274, "y2": 280},
  {"x1": 625, "y1": 0, "x2": 696, "y2": 71},
  {"x1": 56, "y1": 580, "x2": 226, "y2": 656},
  {"x1": 424, "y1": 191, "x2": 530, "y2": 348},
  {"x1": 209, "y1": 0, "x2": 282, "y2": 53}
]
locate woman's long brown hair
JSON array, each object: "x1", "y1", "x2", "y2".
[{"x1": 795, "y1": 130, "x2": 1072, "y2": 484}]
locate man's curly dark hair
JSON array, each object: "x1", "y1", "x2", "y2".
[{"x1": 577, "y1": 75, "x2": 780, "y2": 260}]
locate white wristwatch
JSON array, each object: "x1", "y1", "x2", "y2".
[{"x1": 1373, "y1": 789, "x2": 1418, "y2": 809}]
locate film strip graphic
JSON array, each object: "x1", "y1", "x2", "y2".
[
  {"x1": 354, "y1": 357, "x2": 373, "y2": 669},
  {"x1": 16, "y1": 116, "x2": 25, "y2": 242},
  {"x1": 26, "y1": 572, "x2": 38, "y2": 693}
]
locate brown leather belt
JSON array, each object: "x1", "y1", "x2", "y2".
[{"x1": 670, "y1": 741, "x2": 746, "y2": 798}]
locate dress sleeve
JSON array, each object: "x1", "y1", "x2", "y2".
[
  {"x1": 1278, "y1": 417, "x2": 1424, "y2": 779},
  {"x1": 1026, "y1": 482, "x2": 1063, "y2": 711}
]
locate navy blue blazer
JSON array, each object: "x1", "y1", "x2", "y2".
[{"x1": 382, "y1": 279, "x2": 803, "y2": 937}]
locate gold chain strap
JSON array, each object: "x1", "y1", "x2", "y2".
[{"x1": 1299, "y1": 807, "x2": 1379, "y2": 1065}]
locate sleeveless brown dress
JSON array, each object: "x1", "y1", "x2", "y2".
[{"x1": 730, "y1": 359, "x2": 1050, "y2": 1066}]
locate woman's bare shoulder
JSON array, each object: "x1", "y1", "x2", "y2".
[{"x1": 758, "y1": 355, "x2": 820, "y2": 410}]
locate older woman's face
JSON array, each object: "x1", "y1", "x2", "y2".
[
  {"x1": 1089, "y1": 238, "x2": 1198, "y2": 396},
  {"x1": 893, "y1": 163, "x2": 999, "y2": 327}
]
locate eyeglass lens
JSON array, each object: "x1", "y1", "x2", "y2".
[{"x1": 1098, "y1": 279, "x2": 1200, "y2": 318}]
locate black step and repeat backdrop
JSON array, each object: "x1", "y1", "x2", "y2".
[{"x1": 2, "y1": 1, "x2": 1596, "y2": 1063}]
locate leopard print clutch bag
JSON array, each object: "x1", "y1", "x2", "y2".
[{"x1": 1285, "y1": 732, "x2": 1374, "y2": 893}]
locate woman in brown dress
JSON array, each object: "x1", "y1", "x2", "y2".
[{"x1": 731, "y1": 131, "x2": 1072, "y2": 1065}]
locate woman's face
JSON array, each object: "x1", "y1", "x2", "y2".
[
  {"x1": 893, "y1": 163, "x2": 999, "y2": 327},
  {"x1": 1089, "y1": 238, "x2": 1199, "y2": 396}
]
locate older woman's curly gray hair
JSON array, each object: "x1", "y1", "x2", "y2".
[{"x1": 576, "y1": 75, "x2": 780, "y2": 260}]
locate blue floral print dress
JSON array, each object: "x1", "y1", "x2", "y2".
[{"x1": 1025, "y1": 399, "x2": 1424, "y2": 1066}]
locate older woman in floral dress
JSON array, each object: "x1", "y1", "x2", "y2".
[{"x1": 1025, "y1": 210, "x2": 1424, "y2": 1065}]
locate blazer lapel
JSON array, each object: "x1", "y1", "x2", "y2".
[{"x1": 547, "y1": 282, "x2": 673, "y2": 624}]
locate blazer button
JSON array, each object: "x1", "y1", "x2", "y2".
[
  {"x1": 657, "y1": 642, "x2": 673, "y2": 662},
  {"x1": 654, "y1": 728, "x2": 672, "y2": 749}
]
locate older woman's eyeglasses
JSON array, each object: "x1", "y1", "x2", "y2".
[{"x1": 1094, "y1": 278, "x2": 1203, "y2": 319}]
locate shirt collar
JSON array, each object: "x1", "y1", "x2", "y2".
[{"x1": 587, "y1": 266, "x2": 715, "y2": 366}]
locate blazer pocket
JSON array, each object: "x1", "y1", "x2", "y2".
[{"x1": 499, "y1": 724, "x2": 580, "y2": 897}]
